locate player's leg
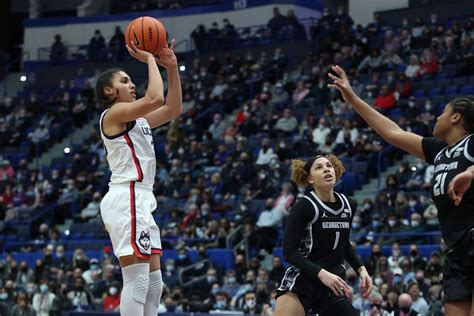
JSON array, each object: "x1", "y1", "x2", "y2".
[
  {"x1": 274, "y1": 292, "x2": 305, "y2": 316},
  {"x1": 119, "y1": 255, "x2": 150, "y2": 316},
  {"x1": 318, "y1": 297, "x2": 359, "y2": 316},
  {"x1": 445, "y1": 300, "x2": 471, "y2": 316},
  {"x1": 443, "y1": 249, "x2": 473, "y2": 316},
  {"x1": 144, "y1": 212, "x2": 163, "y2": 316},
  {"x1": 101, "y1": 186, "x2": 153, "y2": 316},
  {"x1": 144, "y1": 254, "x2": 163, "y2": 316}
]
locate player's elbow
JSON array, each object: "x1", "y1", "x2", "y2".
[{"x1": 150, "y1": 95, "x2": 165, "y2": 107}]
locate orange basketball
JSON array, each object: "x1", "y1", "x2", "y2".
[{"x1": 125, "y1": 16, "x2": 167, "y2": 56}]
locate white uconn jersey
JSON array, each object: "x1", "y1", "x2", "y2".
[{"x1": 99, "y1": 110, "x2": 156, "y2": 189}]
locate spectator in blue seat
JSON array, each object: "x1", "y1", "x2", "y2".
[
  {"x1": 16, "y1": 261, "x2": 34, "y2": 289},
  {"x1": 407, "y1": 244, "x2": 427, "y2": 272},
  {"x1": 407, "y1": 281, "x2": 428, "y2": 315},
  {"x1": 162, "y1": 259, "x2": 179, "y2": 289},
  {"x1": 397, "y1": 293, "x2": 421, "y2": 316},
  {"x1": 50, "y1": 34, "x2": 67, "y2": 64},
  {"x1": 88, "y1": 30, "x2": 106, "y2": 62},
  {"x1": 0, "y1": 289, "x2": 10, "y2": 315},
  {"x1": 109, "y1": 26, "x2": 126, "y2": 62},
  {"x1": 425, "y1": 252, "x2": 443, "y2": 281},
  {"x1": 191, "y1": 24, "x2": 209, "y2": 53},
  {"x1": 208, "y1": 113, "x2": 226, "y2": 140},
  {"x1": 221, "y1": 18, "x2": 238, "y2": 47},
  {"x1": 241, "y1": 290, "x2": 262, "y2": 315},
  {"x1": 212, "y1": 291, "x2": 231, "y2": 311},
  {"x1": 175, "y1": 248, "x2": 192, "y2": 269},
  {"x1": 222, "y1": 269, "x2": 241, "y2": 298},
  {"x1": 267, "y1": 7, "x2": 287, "y2": 39},
  {"x1": 11, "y1": 291, "x2": 36, "y2": 316},
  {"x1": 32, "y1": 279, "x2": 56, "y2": 315},
  {"x1": 68, "y1": 276, "x2": 95, "y2": 311}
]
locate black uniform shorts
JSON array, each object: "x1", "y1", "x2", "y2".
[
  {"x1": 276, "y1": 267, "x2": 358, "y2": 315},
  {"x1": 443, "y1": 228, "x2": 474, "y2": 302}
]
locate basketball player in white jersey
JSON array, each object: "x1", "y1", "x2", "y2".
[{"x1": 96, "y1": 39, "x2": 182, "y2": 316}]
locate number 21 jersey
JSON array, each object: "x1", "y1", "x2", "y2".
[{"x1": 422, "y1": 134, "x2": 474, "y2": 248}]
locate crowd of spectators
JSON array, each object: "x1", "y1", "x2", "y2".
[
  {"x1": 1, "y1": 4, "x2": 473, "y2": 315},
  {"x1": 110, "y1": 0, "x2": 220, "y2": 13}
]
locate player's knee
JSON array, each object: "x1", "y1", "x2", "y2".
[
  {"x1": 132, "y1": 273, "x2": 150, "y2": 304},
  {"x1": 148, "y1": 276, "x2": 163, "y2": 307}
]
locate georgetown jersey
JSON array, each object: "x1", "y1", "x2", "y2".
[
  {"x1": 422, "y1": 134, "x2": 474, "y2": 248},
  {"x1": 278, "y1": 191, "x2": 362, "y2": 292},
  {"x1": 99, "y1": 110, "x2": 156, "y2": 190}
]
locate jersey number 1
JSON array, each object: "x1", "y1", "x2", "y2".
[
  {"x1": 433, "y1": 172, "x2": 447, "y2": 196},
  {"x1": 332, "y1": 231, "x2": 340, "y2": 250}
]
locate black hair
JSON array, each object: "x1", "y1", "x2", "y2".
[
  {"x1": 95, "y1": 68, "x2": 123, "y2": 108},
  {"x1": 449, "y1": 96, "x2": 474, "y2": 133}
]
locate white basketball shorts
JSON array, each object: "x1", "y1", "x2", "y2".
[{"x1": 100, "y1": 182, "x2": 162, "y2": 259}]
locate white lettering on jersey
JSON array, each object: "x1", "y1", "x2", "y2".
[{"x1": 322, "y1": 222, "x2": 350, "y2": 229}]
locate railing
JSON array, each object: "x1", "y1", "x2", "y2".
[
  {"x1": 178, "y1": 258, "x2": 212, "y2": 287},
  {"x1": 351, "y1": 231, "x2": 442, "y2": 245}
]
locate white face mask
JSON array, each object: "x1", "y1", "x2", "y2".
[
  {"x1": 408, "y1": 200, "x2": 417, "y2": 207},
  {"x1": 109, "y1": 287, "x2": 118, "y2": 295},
  {"x1": 374, "y1": 277, "x2": 384, "y2": 286},
  {"x1": 388, "y1": 220, "x2": 397, "y2": 227},
  {"x1": 246, "y1": 299, "x2": 256, "y2": 309}
]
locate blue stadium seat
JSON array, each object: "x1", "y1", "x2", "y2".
[
  {"x1": 207, "y1": 249, "x2": 234, "y2": 271},
  {"x1": 444, "y1": 86, "x2": 458, "y2": 97},
  {"x1": 460, "y1": 84, "x2": 473, "y2": 94},
  {"x1": 428, "y1": 87, "x2": 442, "y2": 97},
  {"x1": 341, "y1": 172, "x2": 358, "y2": 195},
  {"x1": 413, "y1": 89, "x2": 425, "y2": 98}
]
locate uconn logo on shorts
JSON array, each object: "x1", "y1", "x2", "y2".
[{"x1": 139, "y1": 231, "x2": 151, "y2": 251}]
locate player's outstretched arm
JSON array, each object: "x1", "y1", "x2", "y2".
[
  {"x1": 328, "y1": 65, "x2": 425, "y2": 161},
  {"x1": 105, "y1": 41, "x2": 165, "y2": 124},
  {"x1": 145, "y1": 39, "x2": 183, "y2": 129},
  {"x1": 448, "y1": 165, "x2": 474, "y2": 206}
]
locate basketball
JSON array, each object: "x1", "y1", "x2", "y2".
[{"x1": 125, "y1": 16, "x2": 167, "y2": 55}]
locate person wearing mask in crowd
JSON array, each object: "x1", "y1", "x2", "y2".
[
  {"x1": 68, "y1": 276, "x2": 95, "y2": 311},
  {"x1": 274, "y1": 155, "x2": 372, "y2": 315},
  {"x1": 103, "y1": 283, "x2": 121, "y2": 312},
  {"x1": 397, "y1": 293, "x2": 421, "y2": 316},
  {"x1": 11, "y1": 291, "x2": 36, "y2": 316},
  {"x1": 97, "y1": 35, "x2": 182, "y2": 316},
  {"x1": 242, "y1": 290, "x2": 262, "y2": 315},
  {"x1": 32, "y1": 279, "x2": 56, "y2": 316},
  {"x1": 329, "y1": 65, "x2": 474, "y2": 316}
]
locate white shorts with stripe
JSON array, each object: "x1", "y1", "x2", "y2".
[{"x1": 100, "y1": 182, "x2": 162, "y2": 260}]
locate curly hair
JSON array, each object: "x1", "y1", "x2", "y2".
[{"x1": 291, "y1": 154, "x2": 345, "y2": 187}]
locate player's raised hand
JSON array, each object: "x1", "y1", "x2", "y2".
[
  {"x1": 155, "y1": 39, "x2": 177, "y2": 70},
  {"x1": 447, "y1": 169, "x2": 474, "y2": 206},
  {"x1": 126, "y1": 40, "x2": 155, "y2": 63},
  {"x1": 327, "y1": 65, "x2": 356, "y2": 104}
]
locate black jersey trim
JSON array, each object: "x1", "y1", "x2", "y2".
[
  {"x1": 100, "y1": 110, "x2": 137, "y2": 140},
  {"x1": 310, "y1": 191, "x2": 344, "y2": 215}
]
